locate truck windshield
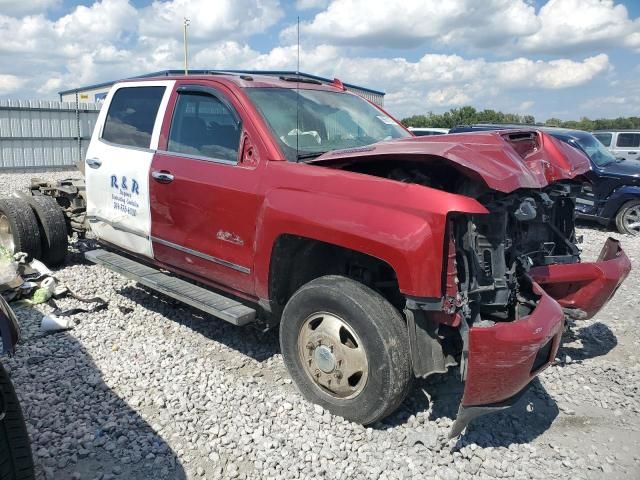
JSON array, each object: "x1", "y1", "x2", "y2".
[
  {"x1": 574, "y1": 133, "x2": 617, "y2": 166},
  {"x1": 246, "y1": 87, "x2": 409, "y2": 161}
]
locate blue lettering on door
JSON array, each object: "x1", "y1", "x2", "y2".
[{"x1": 110, "y1": 174, "x2": 141, "y2": 217}]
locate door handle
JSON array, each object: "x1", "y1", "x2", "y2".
[
  {"x1": 151, "y1": 170, "x2": 174, "y2": 183},
  {"x1": 86, "y1": 157, "x2": 102, "y2": 169}
]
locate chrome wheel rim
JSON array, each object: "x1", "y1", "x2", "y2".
[
  {"x1": 298, "y1": 312, "x2": 369, "y2": 399},
  {"x1": 0, "y1": 214, "x2": 14, "y2": 252},
  {"x1": 623, "y1": 206, "x2": 640, "y2": 235}
]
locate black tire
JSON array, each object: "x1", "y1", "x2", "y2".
[
  {"x1": 26, "y1": 196, "x2": 68, "y2": 266},
  {"x1": 0, "y1": 362, "x2": 35, "y2": 480},
  {"x1": 615, "y1": 200, "x2": 640, "y2": 235},
  {"x1": 0, "y1": 198, "x2": 41, "y2": 261},
  {"x1": 280, "y1": 275, "x2": 412, "y2": 425}
]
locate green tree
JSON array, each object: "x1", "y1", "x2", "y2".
[{"x1": 401, "y1": 107, "x2": 640, "y2": 131}]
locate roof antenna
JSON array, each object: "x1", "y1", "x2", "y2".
[
  {"x1": 183, "y1": 17, "x2": 190, "y2": 75},
  {"x1": 296, "y1": 15, "x2": 300, "y2": 162}
]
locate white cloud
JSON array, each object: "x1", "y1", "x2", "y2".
[
  {"x1": 580, "y1": 77, "x2": 640, "y2": 117},
  {"x1": 282, "y1": 0, "x2": 540, "y2": 48},
  {"x1": 0, "y1": 0, "x2": 59, "y2": 17},
  {"x1": 0, "y1": 0, "x2": 137, "y2": 56},
  {"x1": 519, "y1": 100, "x2": 535, "y2": 111},
  {"x1": 0, "y1": 74, "x2": 23, "y2": 94},
  {"x1": 37, "y1": 76, "x2": 62, "y2": 95},
  {"x1": 283, "y1": 0, "x2": 640, "y2": 54},
  {"x1": 0, "y1": 0, "x2": 283, "y2": 98},
  {"x1": 494, "y1": 54, "x2": 611, "y2": 89},
  {"x1": 0, "y1": 0, "x2": 622, "y2": 119},
  {"x1": 296, "y1": 0, "x2": 329, "y2": 9},
  {"x1": 139, "y1": 0, "x2": 283, "y2": 43},
  {"x1": 351, "y1": 53, "x2": 609, "y2": 114},
  {"x1": 519, "y1": 0, "x2": 640, "y2": 53},
  {"x1": 193, "y1": 44, "x2": 610, "y2": 116},
  {"x1": 426, "y1": 87, "x2": 472, "y2": 107}
]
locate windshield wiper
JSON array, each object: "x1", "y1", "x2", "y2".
[{"x1": 296, "y1": 151, "x2": 328, "y2": 161}]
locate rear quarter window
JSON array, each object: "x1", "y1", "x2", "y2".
[
  {"x1": 616, "y1": 133, "x2": 640, "y2": 148},
  {"x1": 102, "y1": 86, "x2": 165, "y2": 148},
  {"x1": 593, "y1": 133, "x2": 612, "y2": 147}
]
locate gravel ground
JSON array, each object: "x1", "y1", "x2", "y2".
[{"x1": 1, "y1": 170, "x2": 639, "y2": 480}]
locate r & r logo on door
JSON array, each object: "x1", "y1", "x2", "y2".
[{"x1": 110, "y1": 175, "x2": 139, "y2": 195}]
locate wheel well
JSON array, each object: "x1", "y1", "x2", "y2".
[{"x1": 268, "y1": 235, "x2": 403, "y2": 318}]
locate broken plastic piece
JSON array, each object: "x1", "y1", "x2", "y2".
[{"x1": 40, "y1": 314, "x2": 73, "y2": 333}]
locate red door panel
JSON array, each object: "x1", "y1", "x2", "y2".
[{"x1": 149, "y1": 151, "x2": 261, "y2": 295}]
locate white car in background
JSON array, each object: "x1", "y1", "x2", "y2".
[
  {"x1": 408, "y1": 127, "x2": 450, "y2": 136},
  {"x1": 592, "y1": 130, "x2": 640, "y2": 161}
]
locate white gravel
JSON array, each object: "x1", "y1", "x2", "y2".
[{"x1": 1, "y1": 170, "x2": 639, "y2": 480}]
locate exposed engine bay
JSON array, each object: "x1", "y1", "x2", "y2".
[
  {"x1": 454, "y1": 185, "x2": 581, "y2": 323},
  {"x1": 341, "y1": 159, "x2": 583, "y2": 325},
  {"x1": 346, "y1": 160, "x2": 586, "y2": 383}
]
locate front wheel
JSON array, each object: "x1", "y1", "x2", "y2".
[
  {"x1": 615, "y1": 200, "x2": 640, "y2": 235},
  {"x1": 280, "y1": 275, "x2": 412, "y2": 425}
]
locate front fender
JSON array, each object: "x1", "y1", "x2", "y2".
[
  {"x1": 601, "y1": 185, "x2": 640, "y2": 219},
  {"x1": 253, "y1": 184, "x2": 487, "y2": 300}
]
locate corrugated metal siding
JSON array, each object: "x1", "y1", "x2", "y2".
[{"x1": 0, "y1": 99, "x2": 100, "y2": 169}]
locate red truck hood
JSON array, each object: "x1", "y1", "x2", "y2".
[{"x1": 310, "y1": 130, "x2": 591, "y2": 193}]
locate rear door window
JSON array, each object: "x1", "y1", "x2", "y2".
[
  {"x1": 593, "y1": 133, "x2": 612, "y2": 147},
  {"x1": 616, "y1": 133, "x2": 640, "y2": 148},
  {"x1": 102, "y1": 86, "x2": 165, "y2": 148},
  {"x1": 167, "y1": 91, "x2": 241, "y2": 162}
]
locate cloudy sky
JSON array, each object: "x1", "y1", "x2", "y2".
[{"x1": 0, "y1": 0, "x2": 638, "y2": 120}]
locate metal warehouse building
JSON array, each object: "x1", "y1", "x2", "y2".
[{"x1": 58, "y1": 69, "x2": 385, "y2": 107}]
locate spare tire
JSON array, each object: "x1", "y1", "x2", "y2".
[
  {"x1": 26, "y1": 196, "x2": 68, "y2": 267},
  {"x1": 0, "y1": 362, "x2": 35, "y2": 480},
  {"x1": 0, "y1": 198, "x2": 41, "y2": 261}
]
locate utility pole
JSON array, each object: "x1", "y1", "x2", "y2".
[{"x1": 183, "y1": 17, "x2": 190, "y2": 75}]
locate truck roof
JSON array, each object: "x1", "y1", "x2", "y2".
[{"x1": 121, "y1": 72, "x2": 349, "y2": 93}]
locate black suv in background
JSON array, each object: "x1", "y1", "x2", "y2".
[{"x1": 449, "y1": 125, "x2": 640, "y2": 235}]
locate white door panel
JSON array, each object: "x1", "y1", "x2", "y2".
[{"x1": 85, "y1": 81, "x2": 175, "y2": 258}]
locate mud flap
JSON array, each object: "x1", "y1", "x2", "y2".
[{"x1": 530, "y1": 238, "x2": 631, "y2": 319}]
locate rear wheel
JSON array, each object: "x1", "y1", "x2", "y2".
[
  {"x1": 615, "y1": 200, "x2": 640, "y2": 235},
  {"x1": 280, "y1": 275, "x2": 412, "y2": 425},
  {"x1": 0, "y1": 199, "x2": 41, "y2": 260},
  {"x1": 26, "y1": 196, "x2": 68, "y2": 266},
  {"x1": 0, "y1": 362, "x2": 35, "y2": 480}
]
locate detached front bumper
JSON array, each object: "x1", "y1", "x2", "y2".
[
  {"x1": 529, "y1": 238, "x2": 631, "y2": 319},
  {"x1": 450, "y1": 281, "x2": 564, "y2": 437},
  {"x1": 451, "y1": 238, "x2": 631, "y2": 437}
]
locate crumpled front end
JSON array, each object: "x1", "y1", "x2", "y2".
[{"x1": 409, "y1": 184, "x2": 631, "y2": 437}]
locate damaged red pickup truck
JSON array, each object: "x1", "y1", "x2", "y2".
[{"x1": 69, "y1": 74, "x2": 630, "y2": 435}]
